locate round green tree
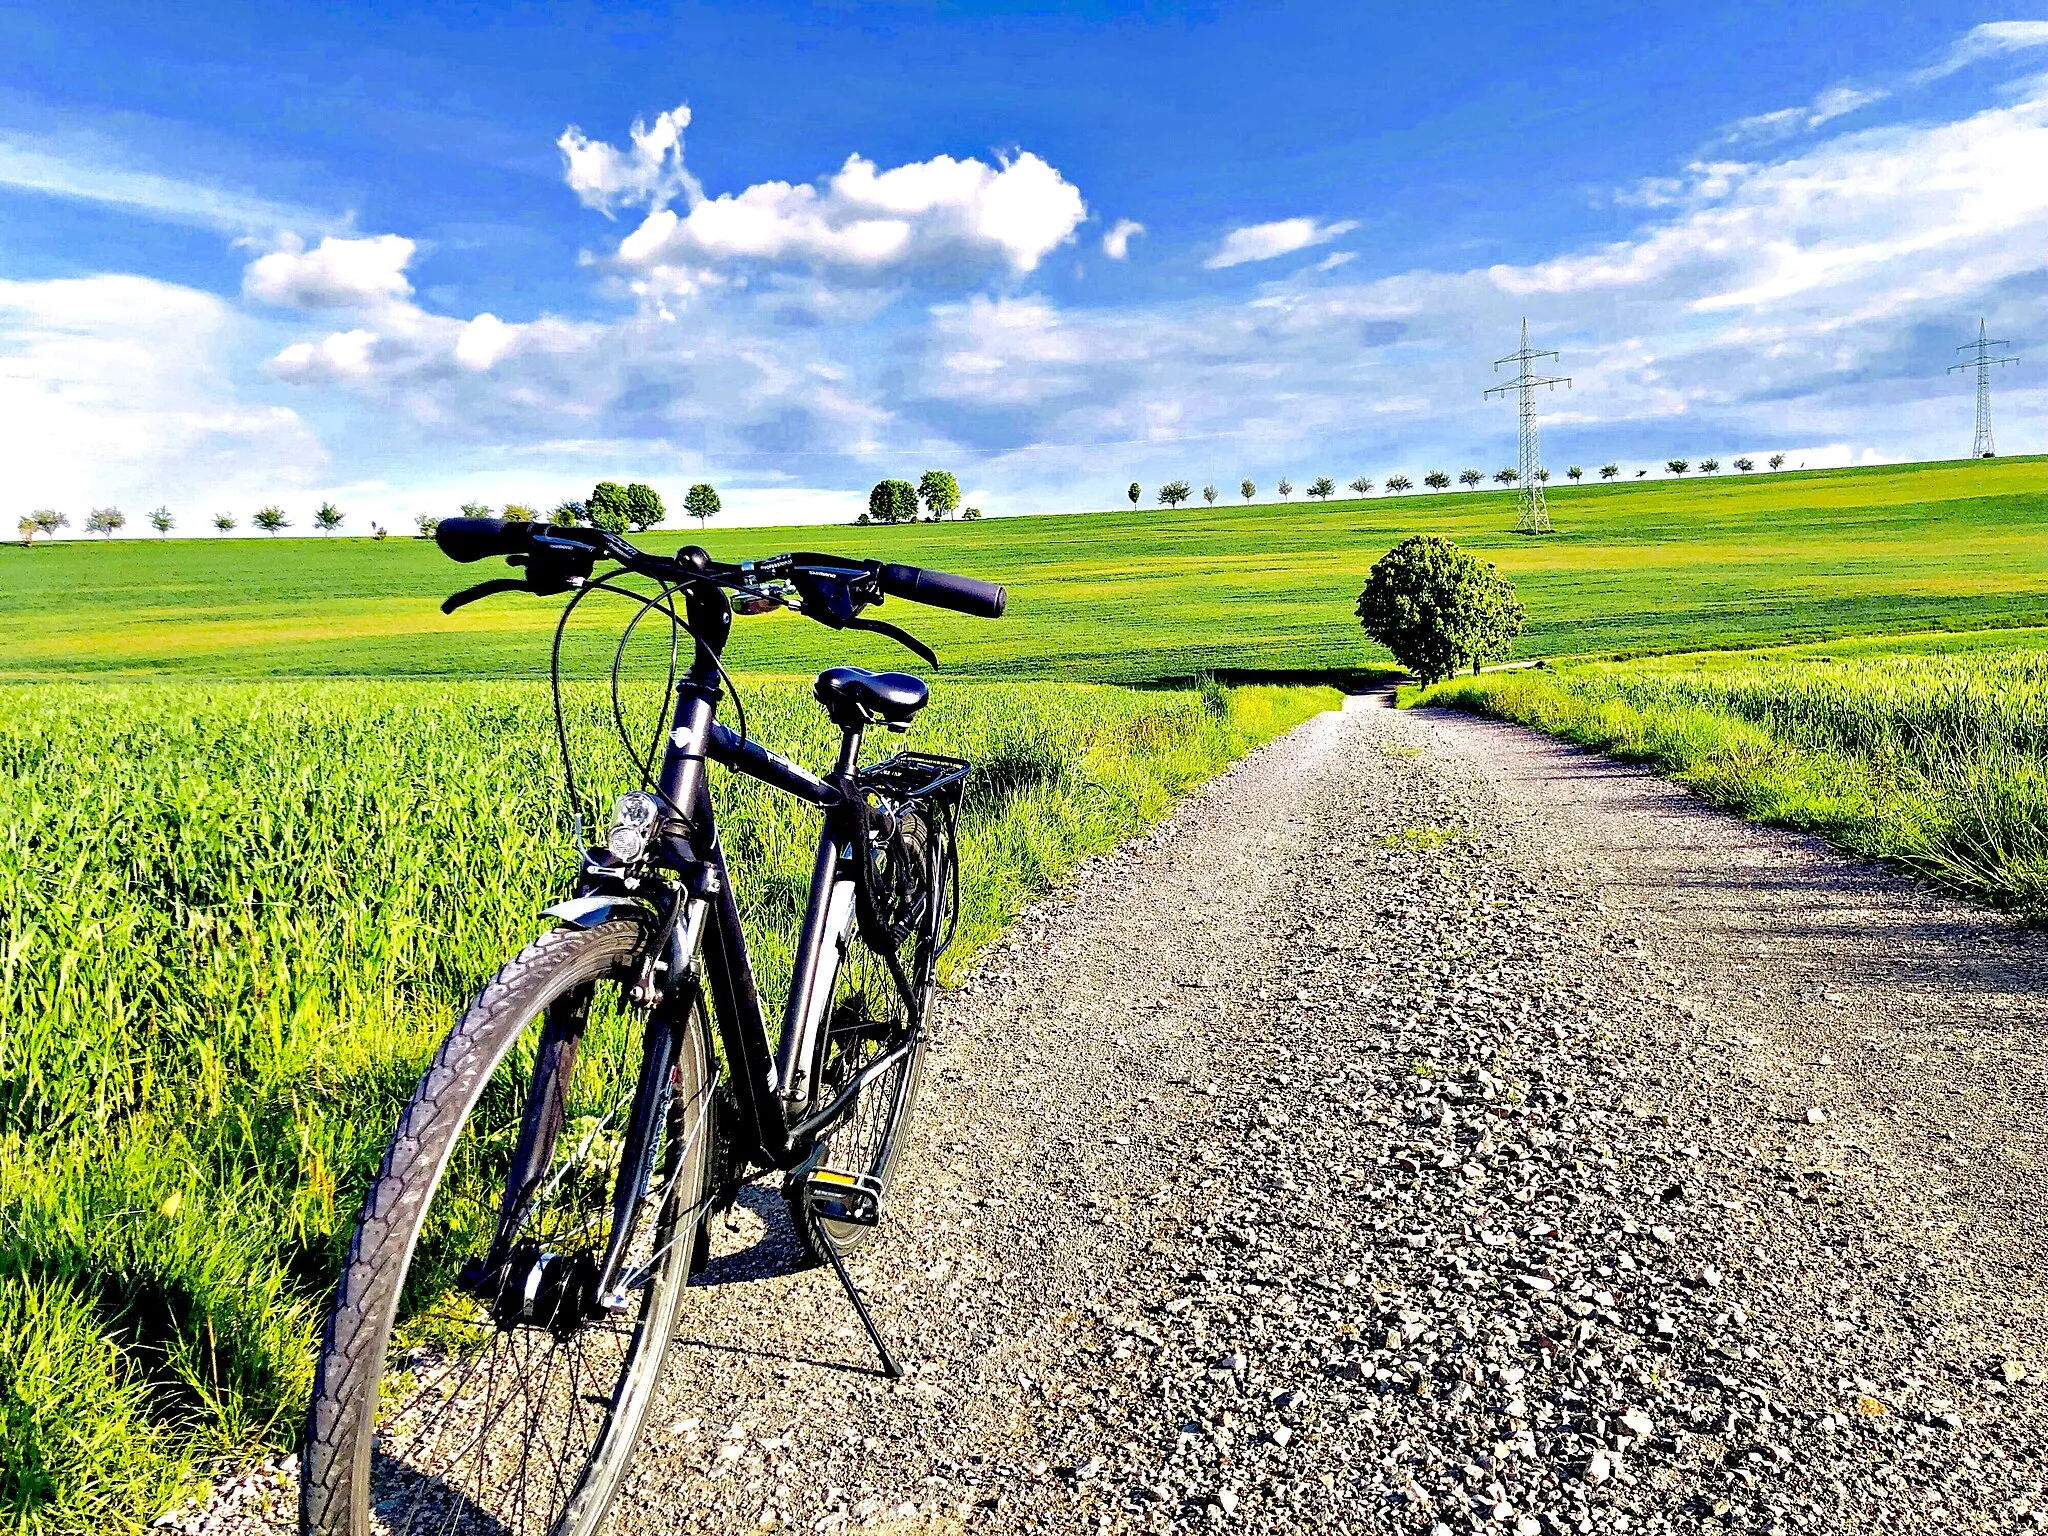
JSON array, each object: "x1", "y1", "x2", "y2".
[
  {"x1": 1355, "y1": 535, "x2": 1525, "y2": 684},
  {"x1": 587, "y1": 481, "x2": 631, "y2": 534},
  {"x1": 918, "y1": 470, "x2": 960, "y2": 519},
  {"x1": 684, "y1": 483, "x2": 721, "y2": 524},
  {"x1": 868, "y1": 479, "x2": 919, "y2": 525},
  {"x1": 625, "y1": 482, "x2": 665, "y2": 530}
]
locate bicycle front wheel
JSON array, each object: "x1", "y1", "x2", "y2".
[{"x1": 302, "y1": 919, "x2": 713, "y2": 1536}]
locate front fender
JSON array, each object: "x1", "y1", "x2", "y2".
[{"x1": 541, "y1": 894, "x2": 659, "y2": 930}]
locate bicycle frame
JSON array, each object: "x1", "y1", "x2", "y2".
[{"x1": 581, "y1": 581, "x2": 914, "y2": 1172}]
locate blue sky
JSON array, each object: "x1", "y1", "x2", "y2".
[{"x1": 3, "y1": 2, "x2": 2046, "y2": 531}]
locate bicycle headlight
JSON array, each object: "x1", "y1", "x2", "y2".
[{"x1": 606, "y1": 791, "x2": 661, "y2": 863}]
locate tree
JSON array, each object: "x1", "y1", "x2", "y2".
[
  {"x1": 1459, "y1": 469, "x2": 1483, "y2": 488},
  {"x1": 16, "y1": 518, "x2": 33, "y2": 547},
  {"x1": 499, "y1": 503, "x2": 535, "y2": 523},
  {"x1": 1424, "y1": 471, "x2": 1451, "y2": 491},
  {"x1": 1566, "y1": 466, "x2": 1583, "y2": 482},
  {"x1": 868, "y1": 479, "x2": 919, "y2": 525},
  {"x1": 1276, "y1": 478, "x2": 1292, "y2": 498},
  {"x1": 216, "y1": 514, "x2": 238, "y2": 533},
  {"x1": 150, "y1": 506, "x2": 174, "y2": 536},
  {"x1": 85, "y1": 507, "x2": 125, "y2": 539},
  {"x1": 1635, "y1": 469, "x2": 1649, "y2": 478},
  {"x1": 1240, "y1": 479, "x2": 1256, "y2": 501},
  {"x1": 587, "y1": 481, "x2": 632, "y2": 534},
  {"x1": 314, "y1": 502, "x2": 344, "y2": 535},
  {"x1": 414, "y1": 514, "x2": 439, "y2": 537},
  {"x1": 1307, "y1": 476, "x2": 1336, "y2": 500},
  {"x1": 917, "y1": 470, "x2": 961, "y2": 520},
  {"x1": 625, "y1": 483, "x2": 665, "y2": 531},
  {"x1": 550, "y1": 501, "x2": 584, "y2": 526},
  {"x1": 1666, "y1": 459, "x2": 1689, "y2": 476},
  {"x1": 1494, "y1": 468, "x2": 1518, "y2": 485},
  {"x1": 1355, "y1": 535, "x2": 1525, "y2": 685},
  {"x1": 1385, "y1": 474, "x2": 1413, "y2": 493},
  {"x1": 684, "y1": 483, "x2": 721, "y2": 525},
  {"x1": 1600, "y1": 464, "x2": 1620, "y2": 480},
  {"x1": 961, "y1": 507, "x2": 983, "y2": 520},
  {"x1": 1769, "y1": 453, "x2": 1785, "y2": 470},
  {"x1": 1734, "y1": 457, "x2": 1754, "y2": 472},
  {"x1": 254, "y1": 506, "x2": 288, "y2": 535},
  {"x1": 459, "y1": 501, "x2": 493, "y2": 517},
  {"x1": 1699, "y1": 458, "x2": 1720, "y2": 475},
  {"x1": 1203, "y1": 485, "x2": 1218, "y2": 504},
  {"x1": 1350, "y1": 477, "x2": 1374, "y2": 495},
  {"x1": 1158, "y1": 480, "x2": 1192, "y2": 507},
  {"x1": 1533, "y1": 468, "x2": 1550, "y2": 484},
  {"x1": 1128, "y1": 482, "x2": 1141, "y2": 507}
]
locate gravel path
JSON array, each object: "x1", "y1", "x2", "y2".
[{"x1": 187, "y1": 694, "x2": 2048, "y2": 1536}]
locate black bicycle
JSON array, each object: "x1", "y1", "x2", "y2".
[{"x1": 301, "y1": 517, "x2": 1004, "y2": 1536}]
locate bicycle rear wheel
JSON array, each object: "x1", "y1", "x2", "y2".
[
  {"x1": 302, "y1": 919, "x2": 713, "y2": 1536},
  {"x1": 788, "y1": 803, "x2": 954, "y2": 1261}
]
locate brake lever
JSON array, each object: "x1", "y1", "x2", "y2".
[
  {"x1": 442, "y1": 577, "x2": 530, "y2": 614},
  {"x1": 845, "y1": 616, "x2": 939, "y2": 669}
]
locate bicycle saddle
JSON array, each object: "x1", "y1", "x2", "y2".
[{"x1": 814, "y1": 665, "x2": 929, "y2": 728}]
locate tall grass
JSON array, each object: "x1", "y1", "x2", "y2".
[
  {"x1": 0, "y1": 677, "x2": 1333, "y2": 1533},
  {"x1": 1420, "y1": 645, "x2": 2048, "y2": 913}
]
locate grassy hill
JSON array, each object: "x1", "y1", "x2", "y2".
[{"x1": 7, "y1": 456, "x2": 2046, "y2": 683}]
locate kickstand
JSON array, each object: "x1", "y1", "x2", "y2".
[{"x1": 808, "y1": 1207, "x2": 904, "y2": 1380}]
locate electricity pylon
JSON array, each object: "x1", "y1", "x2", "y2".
[
  {"x1": 1486, "y1": 319, "x2": 1571, "y2": 534},
  {"x1": 1950, "y1": 318, "x2": 2016, "y2": 458}
]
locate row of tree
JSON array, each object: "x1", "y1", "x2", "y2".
[
  {"x1": 858, "y1": 471, "x2": 982, "y2": 525},
  {"x1": 16, "y1": 503, "x2": 350, "y2": 542},
  {"x1": 18, "y1": 479, "x2": 730, "y2": 545},
  {"x1": 1125, "y1": 452, "x2": 1796, "y2": 507}
]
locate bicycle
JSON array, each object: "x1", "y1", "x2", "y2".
[{"x1": 300, "y1": 517, "x2": 1005, "y2": 1536}]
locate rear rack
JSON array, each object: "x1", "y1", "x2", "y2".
[{"x1": 856, "y1": 751, "x2": 970, "y2": 803}]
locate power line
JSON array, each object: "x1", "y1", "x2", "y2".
[
  {"x1": 1949, "y1": 318, "x2": 2017, "y2": 459},
  {"x1": 1485, "y1": 318, "x2": 1571, "y2": 535}
]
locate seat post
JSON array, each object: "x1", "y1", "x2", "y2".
[{"x1": 833, "y1": 724, "x2": 864, "y2": 775}]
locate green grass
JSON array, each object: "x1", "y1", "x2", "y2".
[
  {"x1": 7, "y1": 456, "x2": 2046, "y2": 683},
  {"x1": 1418, "y1": 633, "x2": 2048, "y2": 915},
  {"x1": 0, "y1": 676, "x2": 1332, "y2": 1533}
]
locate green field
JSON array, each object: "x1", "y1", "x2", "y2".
[
  {"x1": 1421, "y1": 630, "x2": 2048, "y2": 915},
  {"x1": 5, "y1": 457, "x2": 2045, "y2": 683}
]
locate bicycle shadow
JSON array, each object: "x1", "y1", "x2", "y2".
[
  {"x1": 368, "y1": 1455, "x2": 513, "y2": 1536},
  {"x1": 672, "y1": 1181, "x2": 885, "y2": 1376}
]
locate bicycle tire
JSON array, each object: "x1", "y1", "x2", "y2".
[{"x1": 302, "y1": 919, "x2": 712, "y2": 1536}]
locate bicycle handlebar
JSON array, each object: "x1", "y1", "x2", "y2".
[
  {"x1": 878, "y1": 562, "x2": 1007, "y2": 619},
  {"x1": 432, "y1": 515, "x2": 1005, "y2": 622},
  {"x1": 436, "y1": 516, "x2": 537, "y2": 563}
]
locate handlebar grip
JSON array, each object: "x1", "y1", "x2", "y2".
[
  {"x1": 878, "y1": 563, "x2": 1007, "y2": 619},
  {"x1": 435, "y1": 517, "x2": 535, "y2": 564}
]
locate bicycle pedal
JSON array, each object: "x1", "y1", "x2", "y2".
[{"x1": 799, "y1": 1167, "x2": 885, "y2": 1227}]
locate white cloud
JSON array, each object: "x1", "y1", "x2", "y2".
[
  {"x1": 1102, "y1": 218, "x2": 1145, "y2": 260},
  {"x1": 0, "y1": 136, "x2": 333, "y2": 236},
  {"x1": 597, "y1": 138, "x2": 1086, "y2": 279},
  {"x1": 0, "y1": 274, "x2": 323, "y2": 515},
  {"x1": 1204, "y1": 216, "x2": 1359, "y2": 270},
  {"x1": 243, "y1": 234, "x2": 416, "y2": 309},
  {"x1": 559, "y1": 104, "x2": 701, "y2": 217},
  {"x1": 1721, "y1": 84, "x2": 1888, "y2": 145},
  {"x1": 454, "y1": 313, "x2": 516, "y2": 371},
  {"x1": 1917, "y1": 20, "x2": 2048, "y2": 80}
]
